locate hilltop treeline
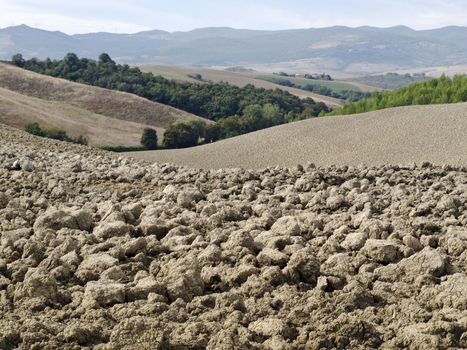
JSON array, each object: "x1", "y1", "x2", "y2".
[
  {"x1": 270, "y1": 77, "x2": 371, "y2": 102},
  {"x1": 11, "y1": 53, "x2": 328, "y2": 121},
  {"x1": 328, "y1": 75, "x2": 467, "y2": 116},
  {"x1": 356, "y1": 72, "x2": 430, "y2": 90},
  {"x1": 161, "y1": 103, "x2": 322, "y2": 148}
]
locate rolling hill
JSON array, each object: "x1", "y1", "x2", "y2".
[
  {"x1": 127, "y1": 103, "x2": 467, "y2": 169},
  {"x1": 0, "y1": 86, "x2": 158, "y2": 147},
  {"x1": 0, "y1": 63, "x2": 206, "y2": 146},
  {"x1": 2, "y1": 25, "x2": 467, "y2": 73},
  {"x1": 328, "y1": 75, "x2": 467, "y2": 116},
  {"x1": 140, "y1": 65, "x2": 344, "y2": 108}
]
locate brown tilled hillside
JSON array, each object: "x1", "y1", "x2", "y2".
[
  {"x1": 0, "y1": 122, "x2": 466, "y2": 349},
  {"x1": 128, "y1": 103, "x2": 467, "y2": 168},
  {"x1": 0, "y1": 63, "x2": 208, "y2": 145}
]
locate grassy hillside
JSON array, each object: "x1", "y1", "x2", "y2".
[
  {"x1": 328, "y1": 75, "x2": 467, "y2": 116},
  {"x1": 352, "y1": 72, "x2": 431, "y2": 89},
  {"x1": 138, "y1": 65, "x2": 201, "y2": 83},
  {"x1": 128, "y1": 103, "x2": 467, "y2": 169},
  {"x1": 139, "y1": 65, "x2": 344, "y2": 108},
  {"x1": 259, "y1": 75, "x2": 363, "y2": 92},
  {"x1": 257, "y1": 75, "x2": 372, "y2": 101}
]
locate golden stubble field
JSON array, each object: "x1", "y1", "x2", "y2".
[{"x1": 0, "y1": 63, "x2": 207, "y2": 146}]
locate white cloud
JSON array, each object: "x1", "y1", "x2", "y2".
[
  {"x1": 0, "y1": 0, "x2": 466, "y2": 33},
  {"x1": 0, "y1": 1, "x2": 150, "y2": 33}
]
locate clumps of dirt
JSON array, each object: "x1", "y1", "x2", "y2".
[{"x1": 0, "y1": 124, "x2": 466, "y2": 349}]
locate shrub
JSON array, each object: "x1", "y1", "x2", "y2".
[
  {"x1": 45, "y1": 127, "x2": 69, "y2": 141},
  {"x1": 100, "y1": 145, "x2": 145, "y2": 152},
  {"x1": 140, "y1": 128, "x2": 158, "y2": 150},
  {"x1": 24, "y1": 122, "x2": 87, "y2": 145},
  {"x1": 24, "y1": 122, "x2": 46, "y2": 137}
]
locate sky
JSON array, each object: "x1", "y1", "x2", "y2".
[{"x1": 0, "y1": 0, "x2": 466, "y2": 34}]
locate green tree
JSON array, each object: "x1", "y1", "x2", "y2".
[
  {"x1": 73, "y1": 135, "x2": 88, "y2": 145},
  {"x1": 262, "y1": 103, "x2": 282, "y2": 124},
  {"x1": 328, "y1": 74, "x2": 467, "y2": 116},
  {"x1": 204, "y1": 124, "x2": 221, "y2": 143},
  {"x1": 140, "y1": 128, "x2": 158, "y2": 150},
  {"x1": 45, "y1": 128, "x2": 69, "y2": 141},
  {"x1": 163, "y1": 121, "x2": 204, "y2": 149},
  {"x1": 24, "y1": 122, "x2": 45, "y2": 136},
  {"x1": 11, "y1": 53, "x2": 25, "y2": 67},
  {"x1": 185, "y1": 119, "x2": 207, "y2": 139}
]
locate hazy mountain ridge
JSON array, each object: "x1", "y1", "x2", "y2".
[{"x1": 1, "y1": 24, "x2": 467, "y2": 72}]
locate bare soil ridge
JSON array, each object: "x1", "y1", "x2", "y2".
[
  {"x1": 128, "y1": 103, "x2": 467, "y2": 169},
  {"x1": 0, "y1": 123, "x2": 466, "y2": 349}
]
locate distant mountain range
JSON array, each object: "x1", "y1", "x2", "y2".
[{"x1": 1, "y1": 24, "x2": 467, "y2": 73}]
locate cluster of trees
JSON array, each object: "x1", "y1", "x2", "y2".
[
  {"x1": 11, "y1": 53, "x2": 328, "y2": 122},
  {"x1": 301, "y1": 84, "x2": 370, "y2": 102},
  {"x1": 160, "y1": 102, "x2": 316, "y2": 148},
  {"x1": 273, "y1": 72, "x2": 333, "y2": 81},
  {"x1": 24, "y1": 122, "x2": 88, "y2": 145},
  {"x1": 271, "y1": 77, "x2": 371, "y2": 102},
  {"x1": 328, "y1": 75, "x2": 467, "y2": 116},
  {"x1": 273, "y1": 72, "x2": 298, "y2": 77},
  {"x1": 304, "y1": 73, "x2": 333, "y2": 81},
  {"x1": 209, "y1": 103, "x2": 290, "y2": 141},
  {"x1": 357, "y1": 72, "x2": 430, "y2": 90},
  {"x1": 163, "y1": 120, "x2": 206, "y2": 148},
  {"x1": 187, "y1": 73, "x2": 204, "y2": 81}
]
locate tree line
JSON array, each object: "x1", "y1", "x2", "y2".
[
  {"x1": 11, "y1": 53, "x2": 328, "y2": 121},
  {"x1": 162, "y1": 102, "x2": 320, "y2": 148},
  {"x1": 142, "y1": 102, "x2": 314, "y2": 150},
  {"x1": 24, "y1": 122, "x2": 88, "y2": 145},
  {"x1": 12, "y1": 53, "x2": 330, "y2": 149},
  {"x1": 269, "y1": 77, "x2": 371, "y2": 102},
  {"x1": 327, "y1": 75, "x2": 467, "y2": 116}
]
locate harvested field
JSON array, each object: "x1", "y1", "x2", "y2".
[
  {"x1": 0, "y1": 123, "x2": 466, "y2": 349},
  {"x1": 257, "y1": 74, "x2": 368, "y2": 93},
  {"x1": 0, "y1": 63, "x2": 205, "y2": 132},
  {"x1": 140, "y1": 65, "x2": 344, "y2": 108},
  {"x1": 129, "y1": 103, "x2": 467, "y2": 169},
  {"x1": 0, "y1": 87, "x2": 161, "y2": 146}
]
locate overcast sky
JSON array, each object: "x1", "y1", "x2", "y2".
[{"x1": 0, "y1": 0, "x2": 466, "y2": 34}]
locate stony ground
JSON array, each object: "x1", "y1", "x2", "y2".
[{"x1": 0, "y1": 123, "x2": 466, "y2": 349}]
